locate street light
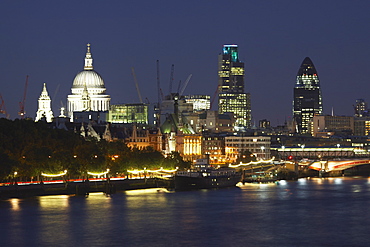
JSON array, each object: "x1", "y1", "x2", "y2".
[{"x1": 13, "y1": 172, "x2": 18, "y2": 185}]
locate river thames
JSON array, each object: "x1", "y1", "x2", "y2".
[{"x1": 1, "y1": 177, "x2": 369, "y2": 247}]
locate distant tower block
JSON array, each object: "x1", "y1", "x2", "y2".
[
  {"x1": 293, "y1": 57, "x2": 323, "y2": 135},
  {"x1": 35, "y1": 83, "x2": 54, "y2": 122},
  {"x1": 354, "y1": 99, "x2": 368, "y2": 117}
]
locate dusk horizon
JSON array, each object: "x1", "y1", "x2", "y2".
[{"x1": 1, "y1": 1, "x2": 370, "y2": 125}]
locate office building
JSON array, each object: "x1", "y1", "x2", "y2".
[
  {"x1": 354, "y1": 99, "x2": 368, "y2": 117},
  {"x1": 218, "y1": 45, "x2": 251, "y2": 128},
  {"x1": 184, "y1": 94, "x2": 211, "y2": 112},
  {"x1": 293, "y1": 57, "x2": 323, "y2": 135},
  {"x1": 108, "y1": 103, "x2": 149, "y2": 124}
]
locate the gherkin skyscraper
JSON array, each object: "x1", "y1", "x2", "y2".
[{"x1": 293, "y1": 57, "x2": 323, "y2": 135}]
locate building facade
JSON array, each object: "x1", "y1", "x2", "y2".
[
  {"x1": 312, "y1": 115, "x2": 354, "y2": 137},
  {"x1": 218, "y1": 44, "x2": 251, "y2": 128},
  {"x1": 225, "y1": 135, "x2": 271, "y2": 160},
  {"x1": 293, "y1": 57, "x2": 323, "y2": 135},
  {"x1": 67, "y1": 44, "x2": 111, "y2": 120},
  {"x1": 108, "y1": 103, "x2": 149, "y2": 124},
  {"x1": 354, "y1": 99, "x2": 368, "y2": 117},
  {"x1": 184, "y1": 94, "x2": 211, "y2": 112}
]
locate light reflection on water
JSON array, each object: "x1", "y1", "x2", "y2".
[{"x1": 0, "y1": 178, "x2": 369, "y2": 246}]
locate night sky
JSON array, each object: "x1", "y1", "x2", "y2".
[{"x1": 1, "y1": 1, "x2": 369, "y2": 126}]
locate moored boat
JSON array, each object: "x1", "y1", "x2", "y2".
[{"x1": 174, "y1": 159, "x2": 242, "y2": 191}]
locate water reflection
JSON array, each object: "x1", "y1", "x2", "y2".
[
  {"x1": 1, "y1": 179, "x2": 370, "y2": 246},
  {"x1": 38, "y1": 195, "x2": 70, "y2": 210},
  {"x1": 9, "y1": 198, "x2": 20, "y2": 211}
]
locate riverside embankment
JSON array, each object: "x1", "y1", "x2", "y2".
[{"x1": 0, "y1": 178, "x2": 173, "y2": 199}]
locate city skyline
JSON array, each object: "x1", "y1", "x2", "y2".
[{"x1": 1, "y1": 1, "x2": 370, "y2": 125}]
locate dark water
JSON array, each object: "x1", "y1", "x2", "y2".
[{"x1": 1, "y1": 177, "x2": 370, "y2": 247}]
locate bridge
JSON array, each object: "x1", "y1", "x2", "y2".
[
  {"x1": 302, "y1": 159, "x2": 370, "y2": 172},
  {"x1": 271, "y1": 146, "x2": 370, "y2": 160},
  {"x1": 236, "y1": 157, "x2": 370, "y2": 181}
]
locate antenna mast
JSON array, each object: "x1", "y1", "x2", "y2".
[
  {"x1": 131, "y1": 67, "x2": 143, "y2": 103},
  {"x1": 19, "y1": 75, "x2": 29, "y2": 119}
]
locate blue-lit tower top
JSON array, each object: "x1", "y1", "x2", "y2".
[
  {"x1": 218, "y1": 44, "x2": 251, "y2": 128},
  {"x1": 223, "y1": 44, "x2": 239, "y2": 63}
]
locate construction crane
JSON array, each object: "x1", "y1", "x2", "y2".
[
  {"x1": 131, "y1": 67, "x2": 143, "y2": 103},
  {"x1": 156, "y1": 60, "x2": 162, "y2": 105},
  {"x1": 210, "y1": 85, "x2": 220, "y2": 110},
  {"x1": 176, "y1": 80, "x2": 182, "y2": 95},
  {"x1": 179, "y1": 74, "x2": 193, "y2": 97},
  {"x1": 52, "y1": 83, "x2": 60, "y2": 111},
  {"x1": 0, "y1": 94, "x2": 9, "y2": 118},
  {"x1": 19, "y1": 75, "x2": 29, "y2": 119},
  {"x1": 168, "y1": 64, "x2": 174, "y2": 95},
  {"x1": 156, "y1": 60, "x2": 162, "y2": 128}
]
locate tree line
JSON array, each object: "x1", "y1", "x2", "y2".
[{"x1": 0, "y1": 118, "x2": 190, "y2": 181}]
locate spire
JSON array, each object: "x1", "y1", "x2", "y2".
[
  {"x1": 40, "y1": 83, "x2": 50, "y2": 99},
  {"x1": 35, "y1": 83, "x2": 54, "y2": 123},
  {"x1": 84, "y1": 43, "x2": 93, "y2": 70}
]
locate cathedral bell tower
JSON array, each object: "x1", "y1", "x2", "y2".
[{"x1": 35, "y1": 83, "x2": 54, "y2": 122}]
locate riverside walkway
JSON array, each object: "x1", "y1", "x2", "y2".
[{"x1": 0, "y1": 177, "x2": 173, "y2": 200}]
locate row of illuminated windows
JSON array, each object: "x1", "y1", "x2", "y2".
[
  {"x1": 227, "y1": 144, "x2": 270, "y2": 148},
  {"x1": 129, "y1": 138, "x2": 148, "y2": 142},
  {"x1": 230, "y1": 67, "x2": 244, "y2": 75},
  {"x1": 226, "y1": 138, "x2": 270, "y2": 142}
]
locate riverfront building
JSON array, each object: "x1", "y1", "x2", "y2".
[
  {"x1": 225, "y1": 135, "x2": 271, "y2": 160},
  {"x1": 67, "y1": 44, "x2": 111, "y2": 120},
  {"x1": 218, "y1": 45, "x2": 251, "y2": 128},
  {"x1": 293, "y1": 57, "x2": 323, "y2": 135}
]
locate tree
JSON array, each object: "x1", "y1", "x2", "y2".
[
  {"x1": 0, "y1": 149, "x2": 15, "y2": 181},
  {"x1": 162, "y1": 151, "x2": 191, "y2": 170}
]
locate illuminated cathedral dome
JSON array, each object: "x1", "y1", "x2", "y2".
[
  {"x1": 67, "y1": 44, "x2": 111, "y2": 120},
  {"x1": 72, "y1": 43, "x2": 105, "y2": 89},
  {"x1": 72, "y1": 70, "x2": 105, "y2": 88}
]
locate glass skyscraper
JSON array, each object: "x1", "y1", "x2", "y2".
[
  {"x1": 293, "y1": 57, "x2": 323, "y2": 135},
  {"x1": 218, "y1": 44, "x2": 251, "y2": 128}
]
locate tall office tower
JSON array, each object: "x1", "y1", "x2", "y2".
[
  {"x1": 354, "y1": 99, "x2": 368, "y2": 117},
  {"x1": 218, "y1": 44, "x2": 251, "y2": 128},
  {"x1": 293, "y1": 57, "x2": 323, "y2": 135}
]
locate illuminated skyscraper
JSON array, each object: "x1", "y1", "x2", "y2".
[
  {"x1": 293, "y1": 57, "x2": 323, "y2": 135},
  {"x1": 218, "y1": 45, "x2": 251, "y2": 128}
]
